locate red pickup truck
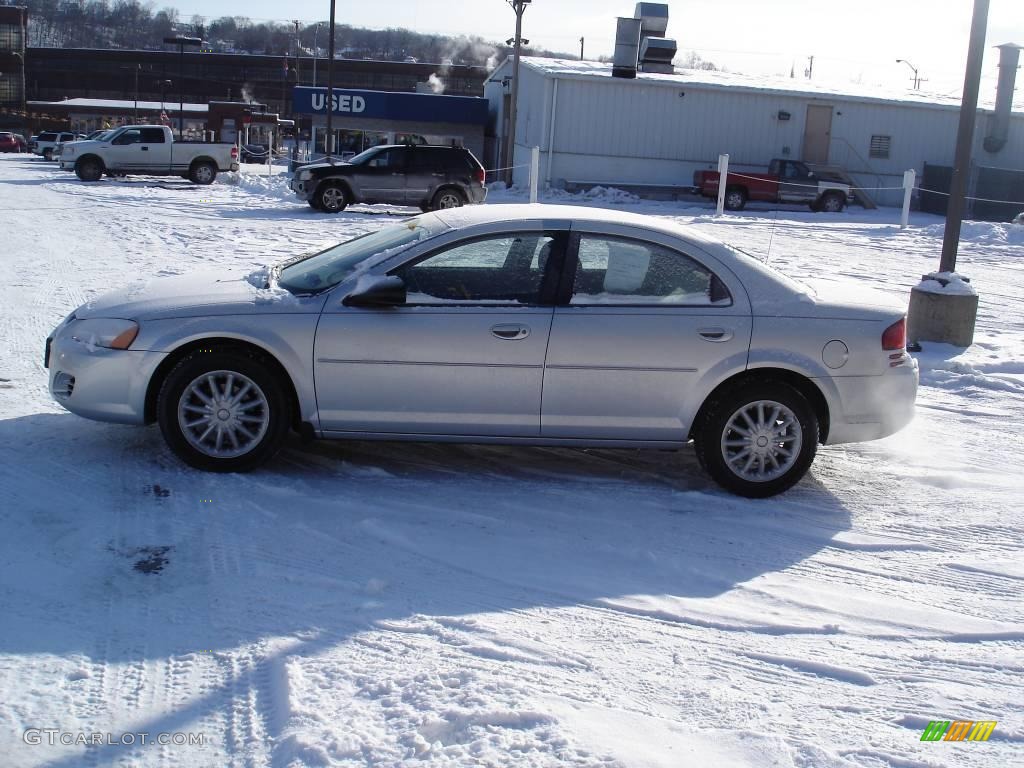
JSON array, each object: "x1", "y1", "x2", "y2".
[{"x1": 693, "y1": 158, "x2": 852, "y2": 212}]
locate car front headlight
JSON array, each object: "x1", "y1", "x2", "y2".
[
  {"x1": 298, "y1": 170, "x2": 313, "y2": 181},
  {"x1": 70, "y1": 318, "x2": 139, "y2": 350}
]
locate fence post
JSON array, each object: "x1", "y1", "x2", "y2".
[
  {"x1": 716, "y1": 153, "x2": 729, "y2": 216},
  {"x1": 901, "y1": 169, "x2": 916, "y2": 229},
  {"x1": 530, "y1": 146, "x2": 540, "y2": 203},
  {"x1": 268, "y1": 130, "x2": 273, "y2": 178}
]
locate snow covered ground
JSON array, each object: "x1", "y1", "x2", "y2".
[{"x1": 1, "y1": 156, "x2": 1022, "y2": 768}]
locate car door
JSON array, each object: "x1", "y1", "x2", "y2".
[
  {"x1": 352, "y1": 146, "x2": 408, "y2": 203},
  {"x1": 778, "y1": 161, "x2": 816, "y2": 204},
  {"x1": 314, "y1": 226, "x2": 567, "y2": 436},
  {"x1": 137, "y1": 127, "x2": 173, "y2": 172},
  {"x1": 405, "y1": 148, "x2": 444, "y2": 207},
  {"x1": 541, "y1": 225, "x2": 752, "y2": 441},
  {"x1": 105, "y1": 128, "x2": 144, "y2": 170}
]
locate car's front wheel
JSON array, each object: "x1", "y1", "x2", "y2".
[
  {"x1": 157, "y1": 349, "x2": 291, "y2": 472},
  {"x1": 316, "y1": 182, "x2": 348, "y2": 213},
  {"x1": 75, "y1": 157, "x2": 103, "y2": 182},
  {"x1": 694, "y1": 380, "x2": 818, "y2": 497}
]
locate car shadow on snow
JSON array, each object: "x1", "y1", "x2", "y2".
[{"x1": 0, "y1": 412, "x2": 851, "y2": 766}]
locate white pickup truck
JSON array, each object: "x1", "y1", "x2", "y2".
[{"x1": 61, "y1": 125, "x2": 239, "y2": 184}]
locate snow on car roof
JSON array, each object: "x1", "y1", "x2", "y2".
[{"x1": 434, "y1": 203, "x2": 723, "y2": 245}]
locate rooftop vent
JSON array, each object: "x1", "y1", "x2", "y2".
[
  {"x1": 612, "y1": 17, "x2": 642, "y2": 79},
  {"x1": 634, "y1": 3, "x2": 668, "y2": 38},
  {"x1": 984, "y1": 43, "x2": 1021, "y2": 154},
  {"x1": 640, "y1": 37, "x2": 677, "y2": 74},
  {"x1": 613, "y1": 3, "x2": 676, "y2": 78}
]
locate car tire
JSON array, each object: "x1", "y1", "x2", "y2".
[
  {"x1": 189, "y1": 161, "x2": 217, "y2": 185},
  {"x1": 43, "y1": 148, "x2": 53, "y2": 161},
  {"x1": 156, "y1": 348, "x2": 291, "y2": 472},
  {"x1": 316, "y1": 182, "x2": 348, "y2": 213},
  {"x1": 819, "y1": 191, "x2": 845, "y2": 213},
  {"x1": 723, "y1": 186, "x2": 747, "y2": 211},
  {"x1": 431, "y1": 187, "x2": 465, "y2": 210},
  {"x1": 75, "y1": 158, "x2": 103, "y2": 182},
  {"x1": 694, "y1": 380, "x2": 818, "y2": 498}
]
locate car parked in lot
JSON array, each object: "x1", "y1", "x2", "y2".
[
  {"x1": 33, "y1": 131, "x2": 79, "y2": 160},
  {"x1": 239, "y1": 143, "x2": 269, "y2": 163},
  {"x1": 291, "y1": 144, "x2": 486, "y2": 213},
  {"x1": 62, "y1": 124, "x2": 239, "y2": 183},
  {"x1": 45, "y1": 205, "x2": 917, "y2": 497},
  {"x1": 0, "y1": 132, "x2": 22, "y2": 152},
  {"x1": 694, "y1": 158, "x2": 853, "y2": 212}
]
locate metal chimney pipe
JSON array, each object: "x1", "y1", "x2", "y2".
[{"x1": 983, "y1": 43, "x2": 1021, "y2": 154}]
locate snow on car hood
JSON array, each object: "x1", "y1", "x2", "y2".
[{"x1": 74, "y1": 269, "x2": 323, "y2": 320}]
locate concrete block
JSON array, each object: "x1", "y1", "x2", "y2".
[{"x1": 907, "y1": 286, "x2": 979, "y2": 347}]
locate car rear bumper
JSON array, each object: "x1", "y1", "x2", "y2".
[
  {"x1": 822, "y1": 360, "x2": 919, "y2": 445},
  {"x1": 46, "y1": 330, "x2": 166, "y2": 425}
]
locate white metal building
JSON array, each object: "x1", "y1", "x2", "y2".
[{"x1": 486, "y1": 56, "x2": 1024, "y2": 207}]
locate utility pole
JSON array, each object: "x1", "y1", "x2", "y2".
[
  {"x1": 940, "y1": 0, "x2": 988, "y2": 274},
  {"x1": 896, "y1": 59, "x2": 922, "y2": 89},
  {"x1": 906, "y1": 0, "x2": 987, "y2": 348},
  {"x1": 133, "y1": 64, "x2": 140, "y2": 123},
  {"x1": 292, "y1": 20, "x2": 301, "y2": 84},
  {"x1": 805, "y1": 55, "x2": 814, "y2": 79},
  {"x1": 163, "y1": 36, "x2": 202, "y2": 139},
  {"x1": 579, "y1": 36, "x2": 584, "y2": 61},
  {"x1": 313, "y1": 23, "x2": 322, "y2": 87},
  {"x1": 503, "y1": 0, "x2": 532, "y2": 186},
  {"x1": 325, "y1": 0, "x2": 336, "y2": 160}
]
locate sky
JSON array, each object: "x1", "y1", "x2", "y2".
[{"x1": 174, "y1": 0, "x2": 1023, "y2": 97}]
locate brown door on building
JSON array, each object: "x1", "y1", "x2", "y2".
[{"x1": 802, "y1": 104, "x2": 833, "y2": 164}]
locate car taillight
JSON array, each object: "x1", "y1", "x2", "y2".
[
  {"x1": 882, "y1": 317, "x2": 906, "y2": 351},
  {"x1": 475, "y1": 166, "x2": 485, "y2": 185},
  {"x1": 230, "y1": 146, "x2": 238, "y2": 159}
]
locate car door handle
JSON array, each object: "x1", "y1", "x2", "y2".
[
  {"x1": 491, "y1": 324, "x2": 530, "y2": 340},
  {"x1": 698, "y1": 327, "x2": 734, "y2": 342},
  {"x1": 141, "y1": 146, "x2": 148, "y2": 151}
]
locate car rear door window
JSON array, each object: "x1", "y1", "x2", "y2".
[
  {"x1": 570, "y1": 235, "x2": 729, "y2": 306},
  {"x1": 139, "y1": 128, "x2": 166, "y2": 143},
  {"x1": 393, "y1": 233, "x2": 562, "y2": 305},
  {"x1": 408, "y1": 150, "x2": 444, "y2": 174}
]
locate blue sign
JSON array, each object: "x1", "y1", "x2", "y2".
[{"x1": 292, "y1": 87, "x2": 487, "y2": 126}]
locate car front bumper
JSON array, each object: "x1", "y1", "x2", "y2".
[
  {"x1": 823, "y1": 359, "x2": 919, "y2": 445},
  {"x1": 46, "y1": 326, "x2": 167, "y2": 425},
  {"x1": 290, "y1": 176, "x2": 315, "y2": 202}
]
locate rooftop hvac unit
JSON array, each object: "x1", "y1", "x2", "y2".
[
  {"x1": 634, "y1": 3, "x2": 669, "y2": 38},
  {"x1": 640, "y1": 37, "x2": 677, "y2": 74},
  {"x1": 612, "y1": 17, "x2": 642, "y2": 79}
]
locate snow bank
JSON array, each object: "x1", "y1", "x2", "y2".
[{"x1": 922, "y1": 220, "x2": 1024, "y2": 247}]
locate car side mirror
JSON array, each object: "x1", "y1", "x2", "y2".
[{"x1": 342, "y1": 275, "x2": 407, "y2": 307}]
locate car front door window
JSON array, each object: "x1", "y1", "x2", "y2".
[{"x1": 393, "y1": 233, "x2": 559, "y2": 305}]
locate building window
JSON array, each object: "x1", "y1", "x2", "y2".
[
  {"x1": 0, "y1": 23, "x2": 24, "y2": 51},
  {"x1": 869, "y1": 134, "x2": 891, "y2": 159},
  {"x1": 0, "y1": 74, "x2": 20, "y2": 104}
]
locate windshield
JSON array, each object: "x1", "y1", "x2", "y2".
[{"x1": 277, "y1": 217, "x2": 444, "y2": 293}]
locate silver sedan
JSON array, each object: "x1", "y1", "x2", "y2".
[{"x1": 46, "y1": 204, "x2": 917, "y2": 496}]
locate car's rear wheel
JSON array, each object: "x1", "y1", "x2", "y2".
[
  {"x1": 723, "y1": 186, "x2": 747, "y2": 211},
  {"x1": 189, "y1": 161, "x2": 217, "y2": 185},
  {"x1": 43, "y1": 148, "x2": 53, "y2": 161},
  {"x1": 694, "y1": 381, "x2": 818, "y2": 497},
  {"x1": 432, "y1": 187, "x2": 465, "y2": 210},
  {"x1": 157, "y1": 349, "x2": 290, "y2": 472},
  {"x1": 316, "y1": 182, "x2": 348, "y2": 213},
  {"x1": 75, "y1": 157, "x2": 103, "y2": 182}
]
